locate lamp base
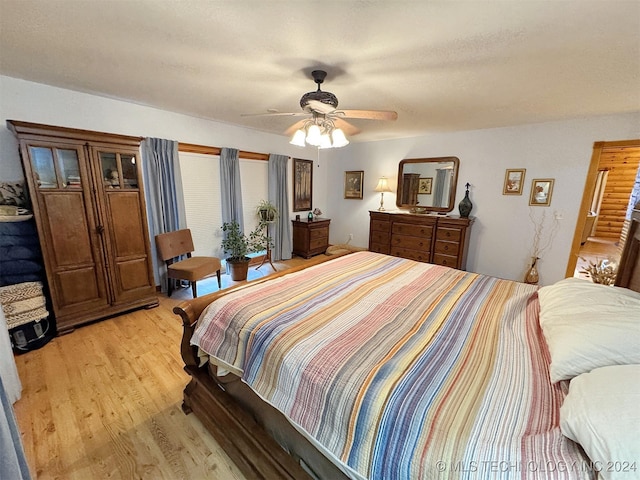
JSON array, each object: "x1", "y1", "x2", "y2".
[{"x1": 378, "y1": 192, "x2": 386, "y2": 211}]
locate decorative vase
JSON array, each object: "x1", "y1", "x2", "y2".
[
  {"x1": 458, "y1": 182, "x2": 473, "y2": 218},
  {"x1": 525, "y1": 257, "x2": 539, "y2": 284}
]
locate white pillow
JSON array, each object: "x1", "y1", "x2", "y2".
[
  {"x1": 560, "y1": 365, "x2": 640, "y2": 480},
  {"x1": 538, "y1": 277, "x2": 640, "y2": 382}
]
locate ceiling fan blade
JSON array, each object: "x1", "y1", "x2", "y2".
[
  {"x1": 284, "y1": 119, "x2": 308, "y2": 136},
  {"x1": 306, "y1": 99, "x2": 337, "y2": 115},
  {"x1": 333, "y1": 118, "x2": 361, "y2": 136},
  {"x1": 335, "y1": 109, "x2": 398, "y2": 121},
  {"x1": 241, "y1": 112, "x2": 307, "y2": 117}
]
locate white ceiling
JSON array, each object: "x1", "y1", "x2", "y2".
[{"x1": 1, "y1": 1, "x2": 639, "y2": 142}]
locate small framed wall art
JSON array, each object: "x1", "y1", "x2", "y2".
[
  {"x1": 529, "y1": 178, "x2": 554, "y2": 206},
  {"x1": 503, "y1": 169, "x2": 526, "y2": 195},
  {"x1": 418, "y1": 177, "x2": 433, "y2": 195},
  {"x1": 293, "y1": 158, "x2": 313, "y2": 211},
  {"x1": 344, "y1": 170, "x2": 364, "y2": 199}
]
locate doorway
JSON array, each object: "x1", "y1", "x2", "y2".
[{"x1": 566, "y1": 140, "x2": 640, "y2": 279}]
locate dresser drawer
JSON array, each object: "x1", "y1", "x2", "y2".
[
  {"x1": 436, "y1": 227, "x2": 462, "y2": 242},
  {"x1": 370, "y1": 230, "x2": 389, "y2": 245},
  {"x1": 370, "y1": 219, "x2": 391, "y2": 233},
  {"x1": 433, "y1": 253, "x2": 458, "y2": 268},
  {"x1": 434, "y1": 240, "x2": 460, "y2": 256},
  {"x1": 391, "y1": 247, "x2": 431, "y2": 263},
  {"x1": 370, "y1": 242, "x2": 390, "y2": 255},
  {"x1": 391, "y1": 234, "x2": 431, "y2": 251},
  {"x1": 392, "y1": 222, "x2": 434, "y2": 238}
]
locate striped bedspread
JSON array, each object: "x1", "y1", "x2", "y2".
[{"x1": 191, "y1": 251, "x2": 592, "y2": 480}]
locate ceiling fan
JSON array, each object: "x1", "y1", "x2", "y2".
[{"x1": 244, "y1": 70, "x2": 398, "y2": 148}]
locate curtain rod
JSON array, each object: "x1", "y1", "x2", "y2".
[{"x1": 178, "y1": 142, "x2": 269, "y2": 161}]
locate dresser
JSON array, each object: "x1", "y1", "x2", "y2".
[
  {"x1": 292, "y1": 218, "x2": 330, "y2": 258},
  {"x1": 369, "y1": 211, "x2": 473, "y2": 270}
]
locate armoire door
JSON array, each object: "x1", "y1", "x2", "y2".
[
  {"x1": 20, "y1": 140, "x2": 111, "y2": 321},
  {"x1": 91, "y1": 145, "x2": 156, "y2": 305}
]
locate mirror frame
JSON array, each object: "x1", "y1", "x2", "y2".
[{"x1": 396, "y1": 156, "x2": 460, "y2": 213}]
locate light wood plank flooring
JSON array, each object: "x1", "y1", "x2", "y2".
[{"x1": 12, "y1": 255, "x2": 326, "y2": 480}]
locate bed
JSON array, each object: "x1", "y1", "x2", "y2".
[{"x1": 174, "y1": 221, "x2": 640, "y2": 480}]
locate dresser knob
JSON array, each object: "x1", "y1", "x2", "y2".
[{"x1": 444, "y1": 245, "x2": 449, "y2": 251}]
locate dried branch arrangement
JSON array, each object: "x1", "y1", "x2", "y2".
[{"x1": 579, "y1": 257, "x2": 618, "y2": 285}]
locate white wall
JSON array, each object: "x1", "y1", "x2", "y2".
[
  {"x1": 0, "y1": 75, "x2": 329, "y2": 220},
  {"x1": 2, "y1": 75, "x2": 639, "y2": 285},
  {"x1": 326, "y1": 113, "x2": 640, "y2": 284}
]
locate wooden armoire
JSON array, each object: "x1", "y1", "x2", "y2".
[{"x1": 8, "y1": 121, "x2": 158, "y2": 334}]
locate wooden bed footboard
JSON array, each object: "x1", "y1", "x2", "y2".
[{"x1": 173, "y1": 255, "x2": 350, "y2": 480}]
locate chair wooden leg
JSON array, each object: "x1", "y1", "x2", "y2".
[
  {"x1": 167, "y1": 277, "x2": 174, "y2": 297},
  {"x1": 191, "y1": 281, "x2": 197, "y2": 298},
  {"x1": 216, "y1": 270, "x2": 222, "y2": 289}
]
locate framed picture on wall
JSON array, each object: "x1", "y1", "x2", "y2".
[
  {"x1": 418, "y1": 177, "x2": 433, "y2": 195},
  {"x1": 529, "y1": 178, "x2": 554, "y2": 206},
  {"x1": 293, "y1": 158, "x2": 313, "y2": 211},
  {"x1": 344, "y1": 170, "x2": 364, "y2": 199},
  {"x1": 503, "y1": 169, "x2": 526, "y2": 195}
]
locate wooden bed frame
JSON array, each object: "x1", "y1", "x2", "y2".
[{"x1": 173, "y1": 225, "x2": 640, "y2": 480}]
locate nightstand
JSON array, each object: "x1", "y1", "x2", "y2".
[{"x1": 292, "y1": 218, "x2": 331, "y2": 258}]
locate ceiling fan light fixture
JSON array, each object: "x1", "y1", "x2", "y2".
[
  {"x1": 331, "y1": 128, "x2": 349, "y2": 148},
  {"x1": 319, "y1": 133, "x2": 333, "y2": 149},
  {"x1": 290, "y1": 129, "x2": 307, "y2": 147},
  {"x1": 306, "y1": 124, "x2": 322, "y2": 146}
]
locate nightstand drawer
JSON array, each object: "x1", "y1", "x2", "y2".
[{"x1": 310, "y1": 226, "x2": 329, "y2": 240}]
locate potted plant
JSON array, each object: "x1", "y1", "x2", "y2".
[
  {"x1": 256, "y1": 199, "x2": 279, "y2": 223},
  {"x1": 221, "y1": 221, "x2": 261, "y2": 281}
]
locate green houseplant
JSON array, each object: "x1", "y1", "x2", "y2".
[
  {"x1": 256, "y1": 199, "x2": 279, "y2": 223},
  {"x1": 221, "y1": 221, "x2": 262, "y2": 281}
]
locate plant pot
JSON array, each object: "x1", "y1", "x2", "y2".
[
  {"x1": 227, "y1": 257, "x2": 250, "y2": 281},
  {"x1": 259, "y1": 209, "x2": 276, "y2": 222}
]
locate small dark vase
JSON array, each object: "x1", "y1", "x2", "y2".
[{"x1": 458, "y1": 182, "x2": 473, "y2": 218}]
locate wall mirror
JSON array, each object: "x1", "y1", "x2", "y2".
[{"x1": 396, "y1": 156, "x2": 459, "y2": 212}]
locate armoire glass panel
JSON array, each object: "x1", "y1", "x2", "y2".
[
  {"x1": 121, "y1": 154, "x2": 138, "y2": 189},
  {"x1": 57, "y1": 149, "x2": 81, "y2": 188},
  {"x1": 29, "y1": 146, "x2": 57, "y2": 188},
  {"x1": 100, "y1": 152, "x2": 120, "y2": 188}
]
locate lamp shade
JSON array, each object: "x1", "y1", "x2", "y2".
[
  {"x1": 290, "y1": 129, "x2": 307, "y2": 147},
  {"x1": 306, "y1": 124, "x2": 322, "y2": 146},
  {"x1": 318, "y1": 133, "x2": 332, "y2": 149},
  {"x1": 374, "y1": 177, "x2": 392, "y2": 192},
  {"x1": 331, "y1": 128, "x2": 349, "y2": 148}
]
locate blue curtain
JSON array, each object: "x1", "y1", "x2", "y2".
[
  {"x1": 268, "y1": 154, "x2": 292, "y2": 260},
  {"x1": 141, "y1": 138, "x2": 186, "y2": 290},
  {"x1": 433, "y1": 169, "x2": 448, "y2": 208},
  {"x1": 219, "y1": 148, "x2": 244, "y2": 231}
]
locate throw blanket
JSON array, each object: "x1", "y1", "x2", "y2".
[{"x1": 192, "y1": 252, "x2": 592, "y2": 480}]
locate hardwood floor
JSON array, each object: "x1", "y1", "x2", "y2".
[{"x1": 12, "y1": 255, "x2": 327, "y2": 480}]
